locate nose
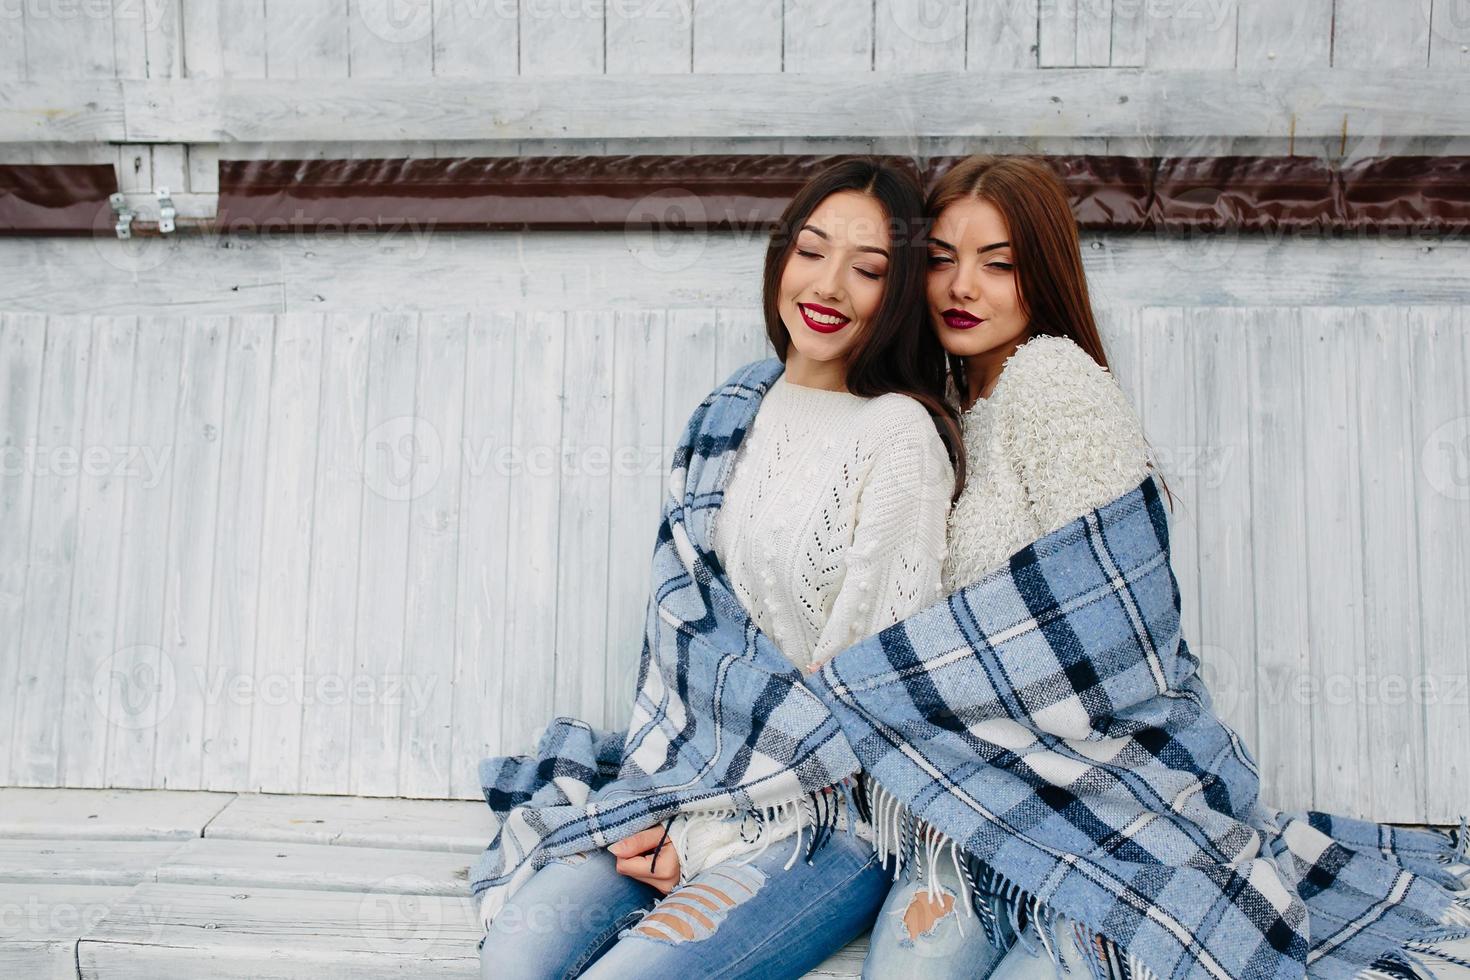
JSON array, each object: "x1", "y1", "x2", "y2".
[
  {"x1": 813, "y1": 259, "x2": 843, "y2": 301},
  {"x1": 949, "y1": 265, "x2": 980, "y2": 304}
]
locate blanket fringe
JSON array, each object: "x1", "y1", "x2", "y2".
[{"x1": 859, "y1": 771, "x2": 1169, "y2": 980}]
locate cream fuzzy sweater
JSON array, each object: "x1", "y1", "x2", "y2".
[{"x1": 941, "y1": 333, "x2": 1154, "y2": 590}]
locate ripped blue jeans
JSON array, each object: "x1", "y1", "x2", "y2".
[
  {"x1": 861, "y1": 853, "x2": 1096, "y2": 980},
  {"x1": 478, "y1": 823, "x2": 888, "y2": 980}
]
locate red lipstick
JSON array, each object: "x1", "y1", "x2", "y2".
[
  {"x1": 942, "y1": 308, "x2": 983, "y2": 330},
  {"x1": 799, "y1": 302, "x2": 851, "y2": 334}
]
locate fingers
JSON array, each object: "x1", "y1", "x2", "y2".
[
  {"x1": 615, "y1": 851, "x2": 679, "y2": 895},
  {"x1": 607, "y1": 826, "x2": 663, "y2": 857}
]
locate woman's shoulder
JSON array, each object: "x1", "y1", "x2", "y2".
[{"x1": 993, "y1": 333, "x2": 1135, "y2": 426}]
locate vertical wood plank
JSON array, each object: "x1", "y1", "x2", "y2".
[
  {"x1": 1190, "y1": 308, "x2": 1258, "y2": 758},
  {"x1": 145, "y1": 0, "x2": 185, "y2": 77},
  {"x1": 249, "y1": 314, "x2": 325, "y2": 794},
  {"x1": 432, "y1": 0, "x2": 518, "y2": 77},
  {"x1": 714, "y1": 307, "x2": 771, "y2": 382},
  {"x1": 151, "y1": 317, "x2": 230, "y2": 791},
  {"x1": 606, "y1": 0, "x2": 693, "y2": 72},
  {"x1": 1235, "y1": 0, "x2": 1331, "y2": 67},
  {"x1": 0, "y1": 4, "x2": 25, "y2": 79},
  {"x1": 603, "y1": 312, "x2": 667, "y2": 732},
  {"x1": 1144, "y1": 0, "x2": 1237, "y2": 67},
  {"x1": 349, "y1": 313, "x2": 419, "y2": 796},
  {"x1": 11, "y1": 317, "x2": 91, "y2": 786},
  {"x1": 519, "y1": 0, "x2": 604, "y2": 74},
  {"x1": 1245, "y1": 308, "x2": 1314, "y2": 811},
  {"x1": 663, "y1": 311, "x2": 720, "y2": 490},
  {"x1": 1139, "y1": 308, "x2": 1202, "y2": 668},
  {"x1": 398, "y1": 312, "x2": 469, "y2": 798},
  {"x1": 788, "y1": 0, "x2": 874, "y2": 71},
  {"x1": 105, "y1": 316, "x2": 184, "y2": 789},
  {"x1": 449, "y1": 312, "x2": 517, "y2": 796},
  {"x1": 1076, "y1": 0, "x2": 1112, "y2": 65},
  {"x1": 554, "y1": 312, "x2": 615, "y2": 726},
  {"x1": 297, "y1": 313, "x2": 371, "y2": 796},
  {"x1": 1094, "y1": 306, "x2": 1143, "y2": 412},
  {"x1": 1430, "y1": 0, "x2": 1470, "y2": 67},
  {"x1": 0, "y1": 315, "x2": 47, "y2": 785},
  {"x1": 1408, "y1": 306, "x2": 1470, "y2": 823},
  {"x1": 24, "y1": 0, "x2": 113, "y2": 77},
  {"x1": 1300, "y1": 307, "x2": 1370, "y2": 818},
  {"x1": 348, "y1": 0, "x2": 435, "y2": 78},
  {"x1": 876, "y1": 0, "x2": 967, "y2": 69},
  {"x1": 57, "y1": 317, "x2": 137, "y2": 789},
  {"x1": 265, "y1": 0, "x2": 351, "y2": 78},
  {"x1": 1354, "y1": 305, "x2": 1426, "y2": 822},
  {"x1": 183, "y1": 0, "x2": 269, "y2": 78},
  {"x1": 1109, "y1": 0, "x2": 1147, "y2": 65},
  {"x1": 201, "y1": 315, "x2": 275, "y2": 791},
  {"x1": 1038, "y1": 0, "x2": 1078, "y2": 65},
  {"x1": 968, "y1": 0, "x2": 1038, "y2": 67},
  {"x1": 1333, "y1": 0, "x2": 1430, "y2": 67},
  {"x1": 694, "y1": 0, "x2": 783, "y2": 71},
  {"x1": 112, "y1": 0, "x2": 147, "y2": 77},
  {"x1": 499, "y1": 312, "x2": 566, "y2": 757}
]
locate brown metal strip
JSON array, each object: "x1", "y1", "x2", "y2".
[
  {"x1": 0, "y1": 164, "x2": 118, "y2": 236},
  {"x1": 216, "y1": 154, "x2": 1470, "y2": 235}
]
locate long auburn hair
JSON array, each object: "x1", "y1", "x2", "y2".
[
  {"x1": 762, "y1": 157, "x2": 966, "y2": 503},
  {"x1": 925, "y1": 154, "x2": 1170, "y2": 508}
]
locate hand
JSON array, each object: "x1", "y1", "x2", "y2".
[{"x1": 607, "y1": 823, "x2": 681, "y2": 895}]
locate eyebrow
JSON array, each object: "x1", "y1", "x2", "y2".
[
  {"x1": 799, "y1": 223, "x2": 890, "y2": 258},
  {"x1": 927, "y1": 236, "x2": 1010, "y2": 254}
]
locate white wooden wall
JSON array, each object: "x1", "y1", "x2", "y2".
[
  {"x1": 3, "y1": 0, "x2": 1468, "y2": 223},
  {"x1": 2, "y1": 295, "x2": 1468, "y2": 822}
]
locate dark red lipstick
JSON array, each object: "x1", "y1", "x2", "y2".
[{"x1": 942, "y1": 308, "x2": 983, "y2": 330}]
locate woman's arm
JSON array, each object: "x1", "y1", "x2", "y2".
[{"x1": 996, "y1": 336, "x2": 1152, "y2": 536}]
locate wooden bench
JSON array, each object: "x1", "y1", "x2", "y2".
[{"x1": 0, "y1": 788, "x2": 870, "y2": 979}]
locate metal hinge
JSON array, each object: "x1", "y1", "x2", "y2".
[
  {"x1": 109, "y1": 192, "x2": 133, "y2": 239},
  {"x1": 156, "y1": 187, "x2": 176, "y2": 234}
]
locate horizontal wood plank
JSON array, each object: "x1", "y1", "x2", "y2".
[{"x1": 1, "y1": 71, "x2": 1455, "y2": 144}]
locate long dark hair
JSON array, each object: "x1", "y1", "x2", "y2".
[
  {"x1": 762, "y1": 157, "x2": 966, "y2": 503},
  {"x1": 925, "y1": 154, "x2": 1170, "y2": 508}
]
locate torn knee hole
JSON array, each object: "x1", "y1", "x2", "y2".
[
  {"x1": 636, "y1": 911, "x2": 695, "y2": 940},
  {"x1": 903, "y1": 889, "x2": 956, "y2": 940}
]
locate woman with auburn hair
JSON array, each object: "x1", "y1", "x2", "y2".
[
  {"x1": 861, "y1": 154, "x2": 1162, "y2": 977},
  {"x1": 476, "y1": 156, "x2": 965, "y2": 980}
]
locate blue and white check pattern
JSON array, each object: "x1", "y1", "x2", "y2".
[{"x1": 472, "y1": 357, "x2": 1470, "y2": 978}]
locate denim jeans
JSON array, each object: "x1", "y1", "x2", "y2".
[
  {"x1": 478, "y1": 826, "x2": 888, "y2": 980},
  {"x1": 862, "y1": 854, "x2": 1094, "y2": 980}
]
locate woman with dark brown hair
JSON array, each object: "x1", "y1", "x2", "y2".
[
  {"x1": 859, "y1": 154, "x2": 1161, "y2": 978},
  {"x1": 479, "y1": 157, "x2": 966, "y2": 980}
]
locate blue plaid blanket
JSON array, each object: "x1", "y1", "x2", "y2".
[{"x1": 470, "y1": 357, "x2": 1470, "y2": 979}]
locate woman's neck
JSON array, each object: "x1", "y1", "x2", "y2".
[
  {"x1": 964, "y1": 337, "x2": 1026, "y2": 408},
  {"x1": 783, "y1": 350, "x2": 849, "y2": 392}
]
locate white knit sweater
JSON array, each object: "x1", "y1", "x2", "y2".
[{"x1": 665, "y1": 372, "x2": 955, "y2": 883}]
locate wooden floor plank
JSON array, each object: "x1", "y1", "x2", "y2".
[
  {"x1": 0, "y1": 788, "x2": 235, "y2": 840},
  {"x1": 0, "y1": 882, "x2": 133, "y2": 980},
  {"x1": 156, "y1": 837, "x2": 471, "y2": 896},
  {"x1": 202, "y1": 793, "x2": 494, "y2": 854},
  {"x1": 0, "y1": 839, "x2": 187, "y2": 885}
]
